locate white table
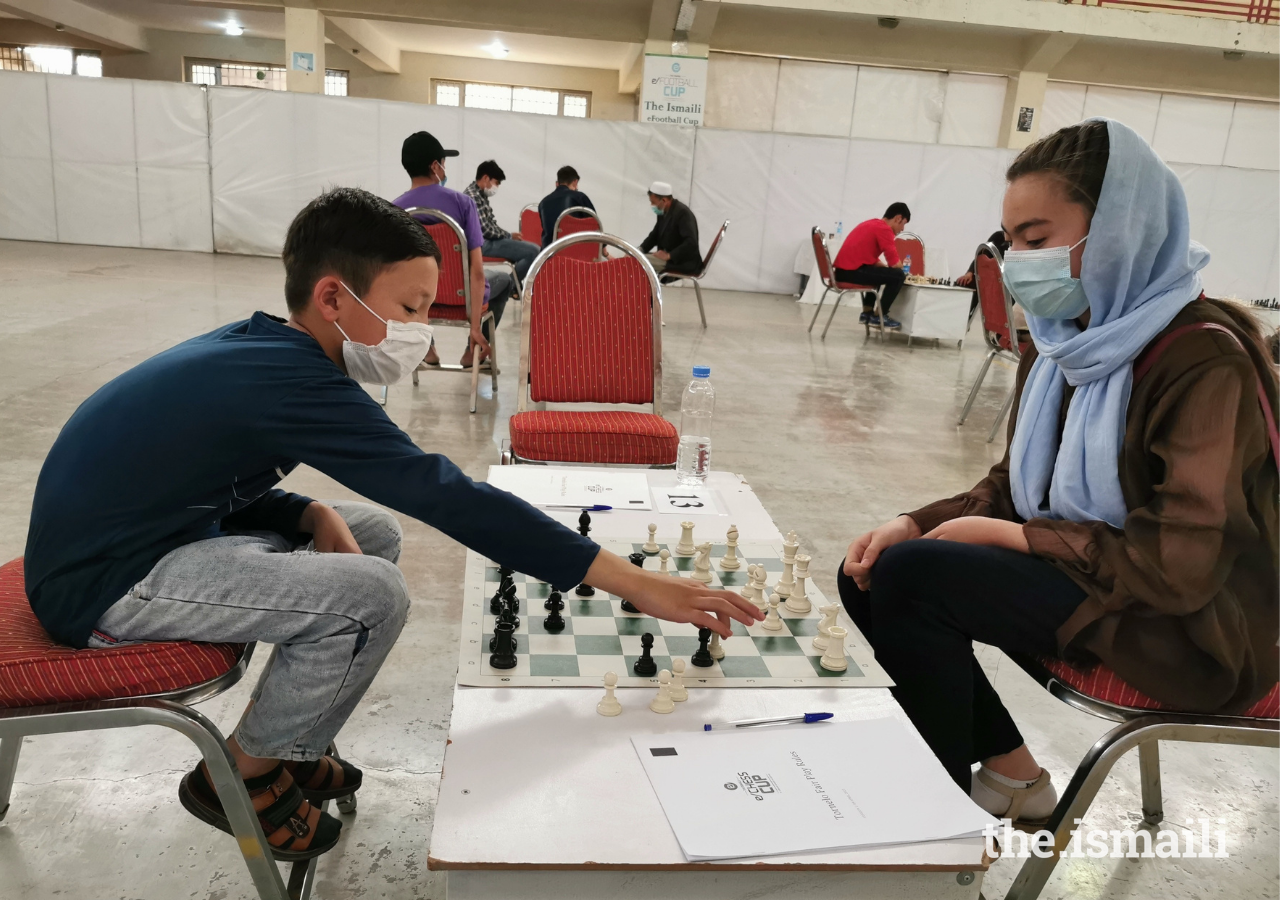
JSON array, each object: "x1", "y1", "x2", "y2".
[
  {"x1": 427, "y1": 468, "x2": 990, "y2": 899},
  {"x1": 893, "y1": 283, "x2": 974, "y2": 346}
]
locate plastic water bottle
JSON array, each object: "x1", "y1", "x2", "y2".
[
  {"x1": 676, "y1": 366, "x2": 715, "y2": 486},
  {"x1": 835, "y1": 220, "x2": 844, "y2": 237},
  {"x1": 903, "y1": 255, "x2": 912, "y2": 277}
]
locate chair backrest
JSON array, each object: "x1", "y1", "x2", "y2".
[
  {"x1": 974, "y1": 241, "x2": 1017, "y2": 356},
  {"x1": 517, "y1": 233, "x2": 662, "y2": 413},
  {"x1": 811, "y1": 227, "x2": 836, "y2": 289},
  {"x1": 694, "y1": 220, "x2": 729, "y2": 279},
  {"x1": 404, "y1": 207, "x2": 472, "y2": 317},
  {"x1": 554, "y1": 206, "x2": 604, "y2": 261},
  {"x1": 896, "y1": 232, "x2": 925, "y2": 276},
  {"x1": 520, "y1": 204, "x2": 542, "y2": 246}
]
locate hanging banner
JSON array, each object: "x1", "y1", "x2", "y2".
[{"x1": 640, "y1": 54, "x2": 707, "y2": 127}]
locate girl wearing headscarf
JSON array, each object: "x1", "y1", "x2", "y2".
[{"x1": 837, "y1": 119, "x2": 1278, "y2": 825}]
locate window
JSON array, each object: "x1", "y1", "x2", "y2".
[
  {"x1": 185, "y1": 58, "x2": 349, "y2": 96},
  {"x1": 1, "y1": 45, "x2": 101, "y2": 77},
  {"x1": 433, "y1": 79, "x2": 591, "y2": 117}
]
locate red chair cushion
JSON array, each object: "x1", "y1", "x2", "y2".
[
  {"x1": 834, "y1": 282, "x2": 876, "y2": 292},
  {"x1": 0, "y1": 559, "x2": 243, "y2": 708},
  {"x1": 1039, "y1": 656, "x2": 1279, "y2": 719},
  {"x1": 509, "y1": 410, "x2": 678, "y2": 465}
]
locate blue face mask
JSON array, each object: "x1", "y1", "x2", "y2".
[
  {"x1": 1003, "y1": 235, "x2": 1089, "y2": 319},
  {"x1": 650, "y1": 205, "x2": 663, "y2": 216}
]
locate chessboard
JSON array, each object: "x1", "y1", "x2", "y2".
[{"x1": 456, "y1": 539, "x2": 893, "y2": 688}]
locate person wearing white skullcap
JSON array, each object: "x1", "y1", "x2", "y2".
[{"x1": 639, "y1": 180, "x2": 700, "y2": 277}]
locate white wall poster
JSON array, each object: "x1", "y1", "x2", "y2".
[{"x1": 641, "y1": 55, "x2": 708, "y2": 127}]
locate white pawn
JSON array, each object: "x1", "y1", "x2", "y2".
[
  {"x1": 670, "y1": 659, "x2": 689, "y2": 701},
  {"x1": 693, "y1": 542, "x2": 713, "y2": 584},
  {"x1": 658, "y1": 548, "x2": 673, "y2": 575},
  {"x1": 675, "y1": 521, "x2": 696, "y2": 557},
  {"x1": 785, "y1": 554, "x2": 812, "y2": 614},
  {"x1": 597, "y1": 671, "x2": 622, "y2": 716},
  {"x1": 763, "y1": 592, "x2": 783, "y2": 631},
  {"x1": 643, "y1": 523, "x2": 660, "y2": 554},
  {"x1": 719, "y1": 525, "x2": 741, "y2": 571},
  {"x1": 812, "y1": 602, "x2": 839, "y2": 651},
  {"x1": 820, "y1": 625, "x2": 848, "y2": 672},
  {"x1": 709, "y1": 631, "x2": 725, "y2": 660},
  {"x1": 650, "y1": 669, "x2": 675, "y2": 713}
]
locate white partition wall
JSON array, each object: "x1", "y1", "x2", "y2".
[{"x1": 0, "y1": 71, "x2": 56, "y2": 243}]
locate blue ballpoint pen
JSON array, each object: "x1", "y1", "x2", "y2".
[{"x1": 703, "y1": 713, "x2": 833, "y2": 731}]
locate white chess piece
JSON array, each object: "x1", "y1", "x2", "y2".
[
  {"x1": 751, "y1": 565, "x2": 769, "y2": 612},
  {"x1": 650, "y1": 669, "x2": 675, "y2": 713},
  {"x1": 658, "y1": 548, "x2": 675, "y2": 575},
  {"x1": 670, "y1": 659, "x2": 689, "y2": 701},
  {"x1": 693, "y1": 542, "x2": 713, "y2": 584},
  {"x1": 783, "y1": 530, "x2": 800, "y2": 564},
  {"x1": 820, "y1": 625, "x2": 848, "y2": 672},
  {"x1": 719, "y1": 525, "x2": 741, "y2": 570},
  {"x1": 709, "y1": 631, "x2": 725, "y2": 660},
  {"x1": 675, "y1": 521, "x2": 696, "y2": 556},
  {"x1": 643, "y1": 523, "x2": 660, "y2": 554},
  {"x1": 596, "y1": 671, "x2": 622, "y2": 716},
  {"x1": 812, "y1": 602, "x2": 839, "y2": 651},
  {"x1": 739, "y1": 564, "x2": 760, "y2": 608},
  {"x1": 763, "y1": 592, "x2": 783, "y2": 631},
  {"x1": 784, "y1": 554, "x2": 812, "y2": 614}
]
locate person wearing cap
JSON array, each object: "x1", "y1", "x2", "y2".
[
  {"x1": 538, "y1": 165, "x2": 596, "y2": 249},
  {"x1": 639, "y1": 182, "x2": 700, "y2": 277},
  {"x1": 392, "y1": 131, "x2": 515, "y2": 370}
]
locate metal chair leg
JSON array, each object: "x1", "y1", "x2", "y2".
[
  {"x1": 0, "y1": 732, "x2": 21, "y2": 821},
  {"x1": 873, "y1": 290, "x2": 886, "y2": 341},
  {"x1": 693, "y1": 281, "x2": 707, "y2": 328},
  {"x1": 1138, "y1": 740, "x2": 1163, "y2": 827},
  {"x1": 821, "y1": 291, "x2": 845, "y2": 340},
  {"x1": 378, "y1": 385, "x2": 388, "y2": 406},
  {"x1": 411, "y1": 368, "x2": 419, "y2": 386},
  {"x1": 987, "y1": 383, "x2": 1016, "y2": 443},
  {"x1": 958, "y1": 349, "x2": 997, "y2": 425},
  {"x1": 808, "y1": 289, "x2": 829, "y2": 333}
]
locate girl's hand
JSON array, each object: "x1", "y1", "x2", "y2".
[
  {"x1": 921, "y1": 516, "x2": 1029, "y2": 553},
  {"x1": 843, "y1": 515, "x2": 920, "y2": 591}
]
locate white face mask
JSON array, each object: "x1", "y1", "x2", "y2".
[
  {"x1": 334, "y1": 281, "x2": 434, "y2": 385},
  {"x1": 483, "y1": 185, "x2": 499, "y2": 198}
]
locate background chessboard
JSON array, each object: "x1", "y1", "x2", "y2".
[{"x1": 457, "y1": 540, "x2": 893, "y2": 688}]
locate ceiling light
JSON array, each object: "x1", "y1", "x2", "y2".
[
  {"x1": 484, "y1": 41, "x2": 509, "y2": 57},
  {"x1": 224, "y1": 22, "x2": 245, "y2": 36}
]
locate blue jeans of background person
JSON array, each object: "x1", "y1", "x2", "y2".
[
  {"x1": 88, "y1": 501, "x2": 409, "y2": 761},
  {"x1": 483, "y1": 237, "x2": 539, "y2": 280},
  {"x1": 835, "y1": 539, "x2": 1085, "y2": 789}
]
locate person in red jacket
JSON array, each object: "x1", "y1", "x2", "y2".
[{"x1": 833, "y1": 202, "x2": 911, "y2": 329}]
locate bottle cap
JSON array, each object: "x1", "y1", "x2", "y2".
[{"x1": 692, "y1": 365, "x2": 711, "y2": 378}]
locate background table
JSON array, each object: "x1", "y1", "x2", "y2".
[{"x1": 893, "y1": 283, "x2": 973, "y2": 345}]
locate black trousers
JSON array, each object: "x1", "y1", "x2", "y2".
[
  {"x1": 834, "y1": 265, "x2": 906, "y2": 314},
  {"x1": 836, "y1": 539, "x2": 1086, "y2": 789}
]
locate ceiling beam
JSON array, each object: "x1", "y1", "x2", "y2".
[
  {"x1": 326, "y1": 16, "x2": 401, "y2": 72},
  {"x1": 1023, "y1": 32, "x2": 1079, "y2": 72},
  {"x1": 0, "y1": 0, "x2": 147, "y2": 51}
]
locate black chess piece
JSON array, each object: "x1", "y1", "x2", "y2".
[
  {"x1": 575, "y1": 581, "x2": 595, "y2": 597},
  {"x1": 544, "y1": 590, "x2": 564, "y2": 612},
  {"x1": 690, "y1": 626, "x2": 714, "y2": 668},
  {"x1": 498, "y1": 598, "x2": 520, "y2": 631},
  {"x1": 578, "y1": 510, "x2": 592, "y2": 537},
  {"x1": 619, "y1": 553, "x2": 644, "y2": 613},
  {"x1": 490, "y1": 573, "x2": 513, "y2": 614},
  {"x1": 543, "y1": 604, "x2": 566, "y2": 633},
  {"x1": 489, "y1": 622, "x2": 518, "y2": 669},
  {"x1": 633, "y1": 632, "x2": 657, "y2": 676},
  {"x1": 503, "y1": 581, "x2": 520, "y2": 614},
  {"x1": 489, "y1": 629, "x2": 518, "y2": 653}
]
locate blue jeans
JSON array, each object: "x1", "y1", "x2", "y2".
[
  {"x1": 89, "y1": 501, "x2": 409, "y2": 761},
  {"x1": 483, "y1": 237, "x2": 539, "y2": 280}
]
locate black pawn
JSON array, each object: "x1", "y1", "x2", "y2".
[
  {"x1": 543, "y1": 590, "x2": 564, "y2": 612},
  {"x1": 633, "y1": 632, "x2": 658, "y2": 677},
  {"x1": 489, "y1": 622, "x2": 518, "y2": 669},
  {"x1": 620, "y1": 553, "x2": 644, "y2": 613},
  {"x1": 690, "y1": 627, "x2": 714, "y2": 668},
  {"x1": 543, "y1": 604, "x2": 565, "y2": 633},
  {"x1": 578, "y1": 510, "x2": 592, "y2": 537},
  {"x1": 576, "y1": 581, "x2": 595, "y2": 597}
]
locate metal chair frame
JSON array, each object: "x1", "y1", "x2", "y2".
[
  {"x1": 502, "y1": 232, "x2": 667, "y2": 467},
  {"x1": 896, "y1": 231, "x2": 926, "y2": 277},
  {"x1": 0, "y1": 643, "x2": 355, "y2": 900},
  {"x1": 1001, "y1": 654, "x2": 1279, "y2": 900},
  {"x1": 403, "y1": 207, "x2": 498, "y2": 415},
  {"x1": 806, "y1": 227, "x2": 884, "y2": 340},
  {"x1": 552, "y1": 206, "x2": 604, "y2": 261},
  {"x1": 658, "y1": 219, "x2": 728, "y2": 329},
  {"x1": 957, "y1": 241, "x2": 1020, "y2": 443}
]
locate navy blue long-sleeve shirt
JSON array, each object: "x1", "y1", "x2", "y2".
[
  {"x1": 24, "y1": 312, "x2": 600, "y2": 647},
  {"x1": 538, "y1": 184, "x2": 596, "y2": 248}
]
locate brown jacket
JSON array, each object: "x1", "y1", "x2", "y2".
[{"x1": 909, "y1": 300, "x2": 1279, "y2": 714}]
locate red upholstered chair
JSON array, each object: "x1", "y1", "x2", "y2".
[
  {"x1": 1003, "y1": 651, "x2": 1278, "y2": 900},
  {"x1": 503, "y1": 233, "x2": 677, "y2": 466},
  {"x1": 553, "y1": 206, "x2": 604, "y2": 262},
  {"x1": 658, "y1": 219, "x2": 729, "y2": 329},
  {"x1": 806, "y1": 227, "x2": 885, "y2": 340},
  {"x1": 0, "y1": 558, "x2": 351, "y2": 900},
  {"x1": 518, "y1": 204, "x2": 542, "y2": 247},
  {"x1": 895, "y1": 232, "x2": 925, "y2": 277},
  {"x1": 404, "y1": 207, "x2": 498, "y2": 415},
  {"x1": 958, "y1": 241, "x2": 1024, "y2": 443}
]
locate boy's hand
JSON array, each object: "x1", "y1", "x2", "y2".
[
  {"x1": 300, "y1": 501, "x2": 362, "y2": 554},
  {"x1": 582, "y1": 550, "x2": 763, "y2": 638}
]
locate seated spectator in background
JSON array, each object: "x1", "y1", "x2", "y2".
[
  {"x1": 464, "y1": 160, "x2": 539, "y2": 281},
  {"x1": 539, "y1": 166, "x2": 596, "y2": 248},
  {"x1": 639, "y1": 181, "x2": 700, "y2": 279},
  {"x1": 832, "y1": 202, "x2": 912, "y2": 330},
  {"x1": 956, "y1": 229, "x2": 1010, "y2": 289},
  {"x1": 393, "y1": 132, "x2": 514, "y2": 370}
]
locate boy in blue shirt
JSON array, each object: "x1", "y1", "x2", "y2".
[{"x1": 24, "y1": 187, "x2": 759, "y2": 860}]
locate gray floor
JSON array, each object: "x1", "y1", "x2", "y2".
[{"x1": 0, "y1": 239, "x2": 1274, "y2": 900}]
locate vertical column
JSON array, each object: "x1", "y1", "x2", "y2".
[
  {"x1": 998, "y1": 71, "x2": 1049, "y2": 150},
  {"x1": 285, "y1": 7, "x2": 325, "y2": 93}
]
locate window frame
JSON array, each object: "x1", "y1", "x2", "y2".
[
  {"x1": 0, "y1": 44, "x2": 102, "y2": 76},
  {"x1": 184, "y1": 57, "x2": 349, "y2": 96},
  {"x1": 431, "y1": 78, "x2": 591, "y2": 117}
]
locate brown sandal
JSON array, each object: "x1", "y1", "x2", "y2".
[
  {"x1": 976, "y1": 767, "x2": 1054, "y2": 830},
  {"x1": 287, "y1": 753, "x2": 363, "y2": 802}
]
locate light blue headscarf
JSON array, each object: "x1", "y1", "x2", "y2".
[{"x1": 1009, "y1": 118, "x2": 1210, "y2": 528}]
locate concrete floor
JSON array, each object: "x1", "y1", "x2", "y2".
[{"x1": 0, "y1": 238, "x2": 1275, "y2": 900}]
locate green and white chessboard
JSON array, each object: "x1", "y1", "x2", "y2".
[{"x1": 457, "y1": 540, "x2": 893, "y2": 688}]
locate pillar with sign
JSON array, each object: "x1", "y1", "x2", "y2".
[{"x1": 639, "y1": 43, "x2": 707, "y2": 127}]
